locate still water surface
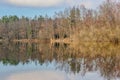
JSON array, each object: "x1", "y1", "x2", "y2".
[{"x1": 0, "y1": 42, "x2": 120, "y2": 80}]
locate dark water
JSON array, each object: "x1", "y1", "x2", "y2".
[{"x1": 0, "y1": 42, "x2": 120, "y2": 80}]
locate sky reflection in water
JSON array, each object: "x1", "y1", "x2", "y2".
[
  {"x1": 0, "y1": 60, "x2": 104, "y2": 80},
  {"x1": 0, "y1": 42, "x2": 120, "y2": 80}
]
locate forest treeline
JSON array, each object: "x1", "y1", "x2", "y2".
[{"x1": 0, "y1": 0, "x2": 120, "y2": 43}]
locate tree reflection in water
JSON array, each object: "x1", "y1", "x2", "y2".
[{"x1": 0, "y1": 42, "x2": 120, "y2": 80}]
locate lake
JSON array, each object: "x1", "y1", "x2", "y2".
[{"x1": 0, "y1": 42, "x2": 120, "y2": 80}]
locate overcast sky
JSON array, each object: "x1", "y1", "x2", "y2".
[{"x1": 0, "y1": 0, "x2": 105, "y2": 18}]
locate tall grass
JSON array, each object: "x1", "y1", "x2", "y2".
[{"x1": 72, "y1": 25, "x2": 120, "y2": 44}]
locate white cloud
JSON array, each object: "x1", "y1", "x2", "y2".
[
  {"x1": 80, "y1": 1, "x2": 92, "y2": 8},
  {"x1": 6, "y1": 0, "x2": 64, "y2": 7},
  {"x1": 3, "y1": 0, "x2": 103, "y2": 8},
  {"x1": 65, "y1": 0, "x2": 93, "y2": 8}
]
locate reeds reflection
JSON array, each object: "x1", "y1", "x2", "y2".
[{"x1": 0, "y1": 42, "x2": 120, "y2": 80}]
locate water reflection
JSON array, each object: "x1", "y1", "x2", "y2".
[
  {"x1": 7, "y1": 71, "x2": 68, "y2": 80},
  {"x1": 0, "y1": 42, "x2": 120, "y2": 80}
]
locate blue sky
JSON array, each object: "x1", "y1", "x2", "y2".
[{"x1": 0, "y1": 0, "x2": 105, "y2": 18}]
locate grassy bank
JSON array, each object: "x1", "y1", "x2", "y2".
[
  {"x1": 71, "y1": 26, "x2": 120, "y2": 44},
  {"x1": 50, "y1": 25, "x2": 120, "y2": 45},
  {"x1": 13, "y1": 39, "x2": 50, "y2": 43}
]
